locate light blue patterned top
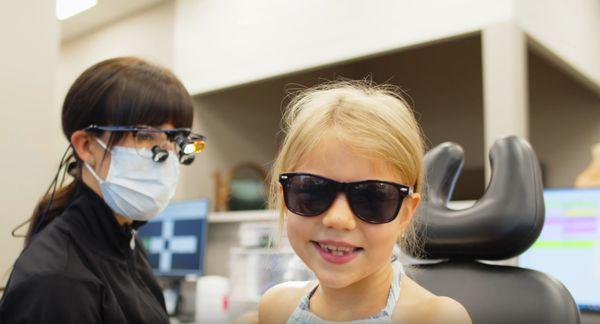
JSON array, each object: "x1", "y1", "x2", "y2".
[{"x1": 287, "y1": 261, "x2": 403, "y2": 324}]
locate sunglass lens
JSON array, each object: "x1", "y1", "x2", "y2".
[
  {"x1": 284, "y1": 175, "x2": 336, "y2": 216},
  {"x1": 348, "y1": 182, "x2": 402, "y2": 223}
]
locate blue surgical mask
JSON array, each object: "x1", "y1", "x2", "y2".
[{"x1": 84, "y1": 138, "x2": 180, "y2": 221}]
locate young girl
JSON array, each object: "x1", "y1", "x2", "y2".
[{"x1": 259, "y1": 81, "x2": 471, "y2": 323}]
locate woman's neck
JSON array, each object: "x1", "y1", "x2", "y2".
[
  {"x1": 310, "y1": 263, "x2": 394, "y2": 321},
  {"x1": 115, "y1": 213, "x2": 133, "y2": 226},
  {"x1": 81, "y1": 175, "x2": 133, "y2": 226}
]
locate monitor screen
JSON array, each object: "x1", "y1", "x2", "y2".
[
  {"x1": 519, "y1": 188, "x2": 600, "y2": 312},
  {"x1": 136, "y1": 199, "x2": 209, "y2": 277}
]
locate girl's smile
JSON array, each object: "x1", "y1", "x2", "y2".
[{"x1": 311, "y1": 239, "x2": 364, "y2": 264}]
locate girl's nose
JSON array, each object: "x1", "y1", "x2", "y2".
[{"x1": 321, "y1": 194, "x2": 357, "y2": 231}]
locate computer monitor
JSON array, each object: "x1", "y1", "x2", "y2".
[
  {"x1": 519, "y1": 188, "x2": 600, "y2": 312},
  {"x1": 136, "y1": 199, "x2": 209, "y2": 277}
]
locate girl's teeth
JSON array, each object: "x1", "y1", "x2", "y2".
[{"x1": 317, "y1": 242, "x2": 355, "y2": 255}]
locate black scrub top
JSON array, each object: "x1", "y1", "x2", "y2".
[{"x1": 0, "y1": 184, "x2": 169, "y2": 323}]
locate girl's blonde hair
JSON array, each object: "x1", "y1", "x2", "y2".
[{"x1": 269, "y1": 80, "x2": 425, "y2": 256}]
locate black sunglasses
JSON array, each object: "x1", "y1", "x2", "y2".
[{"x1": 279, "y1": 172, "x2": 413, "y2": 224}]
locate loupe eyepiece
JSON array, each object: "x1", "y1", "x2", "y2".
[
  {"x1": 151, "y1": 145, "x2": 169, "y2": 163},
  {"x1": 175, "y1": 136, "x2": 192, "y2": 153},
  {"x1": 174, "y1": 134, "x2": 205, "y2": 165},
  {"x1": 176, "y1": 134, "x2": 205, "y2": 152},
  {"x1": 178, "y1": 153, "x2": 195, "y2": 165}
]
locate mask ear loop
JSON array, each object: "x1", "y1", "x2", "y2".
[
  {"x1": 83, "y1": 161, "x2": 103, "y2": 183},
  {"x1": 11, "y1": 144, "x2": 74, "y2": 238},
  {"x1": 83, "y1": 137, "x2": 110, "y2": 183},
  {"x1": 32, "y1": 144, "x2": 74, "y2": 235}
]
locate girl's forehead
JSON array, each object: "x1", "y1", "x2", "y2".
[{"x1": 293, "y1": 136, "x2": 403, "y2": 183}]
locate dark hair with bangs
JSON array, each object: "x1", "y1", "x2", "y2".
[
  {"x1": 62, "y1": 56, "x2": 193, "y2": 149},
  {"x1": 24, "y1": 56, "x2": 194, "y2": 244}
]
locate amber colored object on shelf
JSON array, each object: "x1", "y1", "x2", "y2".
[
  {"x1": 574, "y1": 143, "x2": 600, "y2": 188},
  {"x1": 213, "y1": 163, "x2": 268, "y2": 211}
]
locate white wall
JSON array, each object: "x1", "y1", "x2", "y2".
[
  {"x1": 174, "y1": 0, "x2": 512, "y2": 95},
  {"x1": 59, "y1": 1, "x2": 177, "y2": 107},
  {"x1": 515, "y1": 0, "x2": 600, "y2": 91},
  {"x1": 353, "y1": 35, "x2": 485, "y2": 169},
  {"x1": 529, "y1": 49, "x2": 600, "y2": 188},
  {"x1": 179, "y1": 64, "x2": 361, "y2": 203},
  {"x1": 481, "y1": 21, "x2": 529, "y2": 181},
  {"x1": 60, "y1": 0, "x2": 167, "y2": 42},
  {"x1": 0, "y1": 1, "x2": 59, "y2": 283},
  {"x1": 198, "y1": 34, "x2": 486, "y2": 275},
  {"x1": 180, "y1": 34, "x2": 485, "y2": 204}
]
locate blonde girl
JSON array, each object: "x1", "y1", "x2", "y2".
[{"x1": 259, "y1": 81, "x2": 471, "y2": 324}]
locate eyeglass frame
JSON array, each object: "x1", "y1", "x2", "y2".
[
  {"x1": 83, "y1": 124, "x2": 207, "y2": 164},
  {"x1": 83, "y1": 125, "x2": 207, "y2": 142}
]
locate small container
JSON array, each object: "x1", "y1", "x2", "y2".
[
  {"x1": 195, "y1": 275, "x2": 230, "y2": 323},
  {"x1": 238, "y1": 221, "x2": 277, "y2": 248}
]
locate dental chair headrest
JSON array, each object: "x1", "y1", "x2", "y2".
[{"x1": 412, "y1": 136, "x2": 545, "y2": 260}]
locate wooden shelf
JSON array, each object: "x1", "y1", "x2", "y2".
[{"x1": 208, "y1": 209, "x2": 279, "y2": 223}]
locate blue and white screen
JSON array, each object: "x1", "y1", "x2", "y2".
[{"x1": 137, "y1": 199, "x2": 208, "y2": 277}]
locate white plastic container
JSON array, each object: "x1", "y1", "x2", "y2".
[{"x1": 195, "y1": 275, "x2": 230, "y2": 323}]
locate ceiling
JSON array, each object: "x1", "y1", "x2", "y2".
[{"x1": 60, "y1": 0, "x2": 167, "y2": 42}]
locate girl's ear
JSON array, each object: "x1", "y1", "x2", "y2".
[
  {"x1": 398, "y1": 193, "x2": 421, "y2": 231},
  {"x1": 406, "y1": 193, "x2": 421, "y2": 215}
]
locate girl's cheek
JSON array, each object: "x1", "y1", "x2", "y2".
[
  {"x1": 362, "y1": 223, "x2": 401, "y2": 257},
  {"x1": 286, "y1": 215, "x2": 307, "y2": 247}
]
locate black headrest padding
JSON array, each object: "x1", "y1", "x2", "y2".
[
  {"x1": 412, "y1": 136, "x2": 545, "y2": 260},
  {"x1": 407, "y1": 261, "x2": 581, "y2": 324}
]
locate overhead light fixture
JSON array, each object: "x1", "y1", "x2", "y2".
[{"x1": 56, "y1": 0, "x2": 97, "y2": 20}]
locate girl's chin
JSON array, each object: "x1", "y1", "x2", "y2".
[{"x1": 311, "y1": 268, "x2": 360, "y2": 289}]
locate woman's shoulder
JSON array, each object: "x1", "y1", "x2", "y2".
[
  {"x1": 393, "y1": 276, "x2": 472, "y2": 324},
  {"x1": 9, "y1": 221, "x2": 99, "y2": 289},
  {"x1": 258, "y1": 280, "x2": 314, "y2": 324},
  {"x1": 11, "y1": 223, "x2": 70, "y2": 276},
  {"x1": 0, "y1": 272, "x2": 103, "y2": 322}
]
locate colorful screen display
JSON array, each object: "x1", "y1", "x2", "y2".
[{"x1": 519, "y1": 188, "x2": 600, "y2": 312}]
